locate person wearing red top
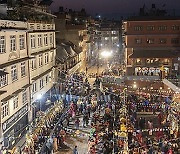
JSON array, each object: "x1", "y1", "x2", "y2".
[{"x1": 168, "y1": 147, "x2": 173, "y2": 154}]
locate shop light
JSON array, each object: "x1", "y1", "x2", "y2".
[{"x1": 37, "y1": 94, "x2": 42, "y2": 100}]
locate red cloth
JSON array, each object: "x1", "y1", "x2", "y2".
[
  {"x1": 156, "y1": 131, "x2": 163, "y2": 140},
  {"x1": 168, "y1": 148, "x2": 173, "y2": 154}
]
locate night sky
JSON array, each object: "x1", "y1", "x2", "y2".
[{"x1": 50, "y1": 0, "x2": 180, "y2": 17}]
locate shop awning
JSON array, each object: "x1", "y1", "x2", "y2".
[{"x1": 129, "y1": 50, "x2": 178, "y2": 58}]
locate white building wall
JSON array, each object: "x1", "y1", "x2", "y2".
[
  {"x1": 27, "y1": 22, "x2": 56, "y2": 108},
  {"x1": 0, "y1": 20, "x2": 30, "y2": 147}
]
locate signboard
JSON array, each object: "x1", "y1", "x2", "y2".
[
  {"x1": 2, "y1": 104, "x2": 28, "y2": 132},
  {"x1": 0, "y1": 20, "x2": 27, "y2": 29}
]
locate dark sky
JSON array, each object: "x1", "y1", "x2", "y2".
[{"x1": 50, "y1": 0, "x2": 180, "y2": 17}]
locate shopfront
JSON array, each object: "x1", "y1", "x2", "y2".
[
  {"x1": 32, "y1": 86, "x2": 60, "y2": 120},
  {"x1": 135, "y1": 67, "x2": 170, "y2": 76},
  {"x1": 2, "y1": 105, "x2": 28, "y2": 149}
]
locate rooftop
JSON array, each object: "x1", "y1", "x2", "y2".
[
  {"x1": 124, "y1": 16, "x2": 180, "y2": 22},
  {"x1": 56, "y1": 40, "x2": 81, "y2": 64}
]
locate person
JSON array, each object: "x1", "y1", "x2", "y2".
[
  {"x1": 147, "y1": 120, "x2": 153, "y2": 129},
  {"x1": 73, "y1": 146, "x2": 78, "y2": 154},
  {"x1": 75, "y1": 118, "x2": 80, "y2": 129},
  {"x1": 83, "y1": 113, "x2": 87, "y2": 127},
  {"x1": 46, "y1": 137, "x2": 53, "y2": 154}
]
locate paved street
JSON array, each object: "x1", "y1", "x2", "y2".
[
  {"x1": 56, "y1": 114, "x2": 90, "y2": 154},
  {"x1": 87, "y1": 64, "x2": 106, "y2": 76}
]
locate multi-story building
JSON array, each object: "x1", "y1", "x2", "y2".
[
  {"x1": 56, "y1": 40, "x2": 81, "y2": 80},
  {"x1": 0, "y1": 20, "x2": 30, "y2": 148},
  {"x1": 99, "y1": 21, "x2": 120, "y2": 54},
  {"x1": 27, "y1": 21, "x2": 56, "y2": 120},
  {"x1": 55, "y1": 8, "x2": 90, "y2": 72},
  {"x1": 122, "y1": 17, "x2": 180, "y2": 77},
  {"x1": 0, "y1": 0, "x2": 57, "y2": 150},
  {"x1": 86, "y1": 19, "x2": 100, "y2": 66}
]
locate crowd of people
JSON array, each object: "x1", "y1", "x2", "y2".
[
  {"x1": 62, "y1": 80, "x2": 179, "y2": 154},
  {"x1": 22, "y1": 104, "x2": 65, "y2": 154},
  {"x1": 127, "y1": 94, "x2": 179, "y2": 154},
  {"x1": 87, "y1": 94, "x2": 130, "y2": 154},
  {"x1": 21, "y1": 72, "x2": 91, "y2": 154},
  {"x1": 129, "y1": 94, "x2": 172, "y2": 113},
  {"x1": 19, "y1": 70, "x2": 179, "y2": 154}
]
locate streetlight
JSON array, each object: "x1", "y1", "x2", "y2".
[
  {"x1": 133, "y1": 82, "x2": 137, "y2": 89},
  {"x1": 100, "y1": 50, "x2": 113, "y2": 58}
]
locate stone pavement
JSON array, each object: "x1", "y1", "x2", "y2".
[{"x1": 56, "y1": 114, "x2": 92, "y2": 154}]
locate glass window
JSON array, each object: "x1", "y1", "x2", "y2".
[
  {"x1": 171, "y1": 38, "x2": 179, "y2": 44},
  {"x1": 44, "y1": 34, "x2": 48, "y2": 46},
  {"x1": 22, "y1": 90, "x2": 27, "y2": 104},
  {"x1": 21, "y1": 62, "x2": 26, "y2": 77},
  {"x1": 43, "y1": 25, "x2": 46, "y2": 29},
  {"x1": 159, "y1": 38, "x2": 167, "y2": 44},
  {"x1": 45, "y1": 75, "x2": 49, "y2": 84},
  {"x1": 2, "y1": 103, "x2": 9, "y2": 119},
  {"x1": 134, "y1": 26, "x2": 143, "y2": 31},
  {"x1": 19, "y1": 35, "x2": 25, "y2": 50},
  {"x1": 0, "y1": 36, "x2": 5, "y2": 53},
  {"x1": 10, "y1": 35, "x2": 16, "y2": 51},
  {"x1": 172, "y1": 25, "x2": 179, "y2": 30},
  {"x1": 31, "y1": 59, "x2": 37, "y2": 70},
  {"x1": 38, "y1": 34, "x2": 42, "y2": 47},
  {"x1": 44, "y1": 53, "x2": 49, "y2": 65},
  {"x1": 147, "y1": 38, "x2": 154, "y2": 44},
  {"x1": 0, "y1": 69, "x2": 7, "y2": 87},
  {"x1": 32, "y1": 82, "x2": 37, "y2": 93},
  {"x1": 135, "y1": 38, "x2": 142, "y2": 44},
  {"x1": 13, "y1": 96, "x2": 18, "y2": 109},
  {"x1": 158, "y1": 25, "x2": 167, "y2": 31},
  {"x1": 147, "y1": 25, "x2": 155, "y2": 31},
  {"x1": 37, "y1": 24, "x2": 40, "y2": 30},
  {"x1": 40, "y1": 78, "x2": 44, "y2": 89},
  {"x1": 30, "y1": 35, "x2": 36, "y2": 49},
  {"x1": 39, "y1": 54, "x2": 43, "y2": 67},
  {"x1": 11, "y1": 65, "x2": 18, "y2": 82},
  {"x1": 50, "y1": 33, "x2": 53, "y2": 45}
]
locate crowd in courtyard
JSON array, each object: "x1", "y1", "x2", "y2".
[{"x1": 18, "y1": 71, "x2": 180, "y2": 154}]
